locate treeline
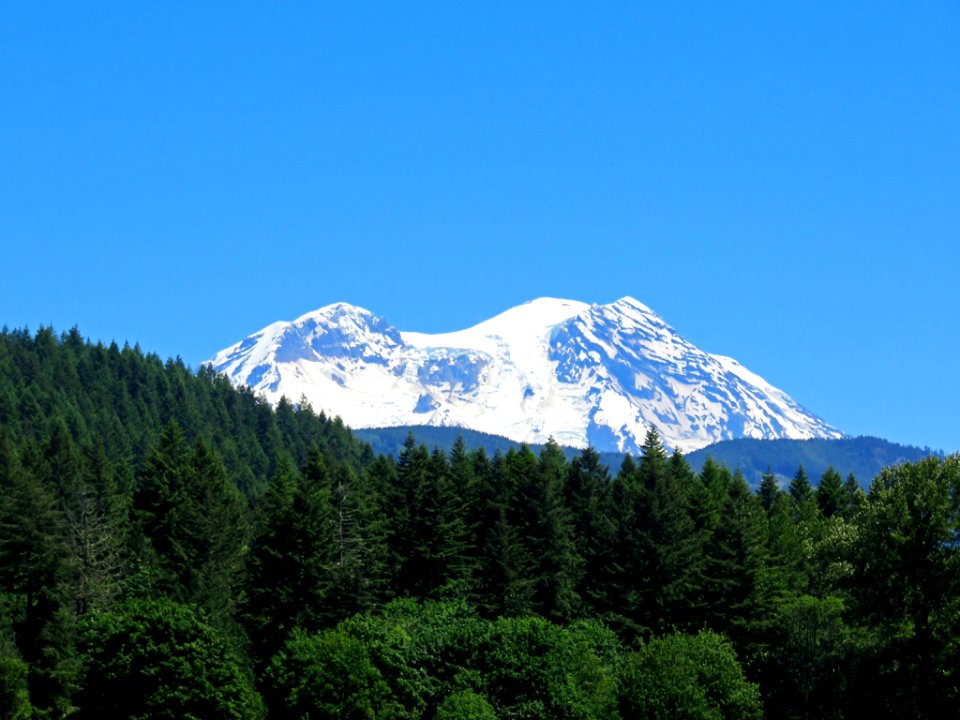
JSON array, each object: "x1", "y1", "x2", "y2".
[
  {"x1": 0, "y1": 325, "x2": 371, "y2": 489},
  {"x1": 1, "y1": 327, "x2": 959, "y2": 718},
  {"x1": 356, "y1": 425, "x2": 942, "y2": 489}
]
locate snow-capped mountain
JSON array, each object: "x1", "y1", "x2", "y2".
[{"x1": 207, "y1": 297, "x2": 843, "y2": 453}]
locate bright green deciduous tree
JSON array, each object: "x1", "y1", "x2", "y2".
[
  {"x1": 618, "y1": 630, "x2": 762, "y2": 720},
  {"x1": 435, "y1": 689, "x2": 497, "y2": 720},
  {"x1": 849, "y1": 455, "x2": 960, "y2": 718},
  {"x1": 75, "y1": 598, "x2": 264, "y2": 720}
]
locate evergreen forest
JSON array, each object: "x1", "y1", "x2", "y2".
[{"x1": 1, "y1": 326, "x2": 958, "y2": 719}]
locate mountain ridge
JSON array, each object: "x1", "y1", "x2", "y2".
[
  {"x1": 353, "y1": 425, "x2": 941, "y2": 488},
  {"x1": 209, "y1": 297, "x2": 843, "y2": 453}
]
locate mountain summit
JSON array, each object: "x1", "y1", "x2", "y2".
[{"x1": 208, "y1": 297, "x2": 842, "y2": 453}]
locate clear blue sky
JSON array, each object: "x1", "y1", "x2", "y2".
[{"x1": 2, "y1": 2, "x2": 958, "y2": 452}]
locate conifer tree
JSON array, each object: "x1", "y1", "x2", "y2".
[
  {"x1": 816, "y1": 467, "x2": 845, "y2": 518},
  {"x1": 841, "y1": 473, "x2": 865, "y2": 519},
  {"x1": 183, "y1": 437, "x2": 248, "y2": 624},
  {"x1": 493, "y1": 447, "x2": 539, "y2": 616},
  {"x1": 567, "y1": 447, "x2": 612, "y2": 612},
  {"x1": 448, "y1": 437, "x2": 483, "y2": 591},
  {"x1": 625, "y1": 428, "x2": 702, "y2": 634},
  {"x1": 243, "y1": 455, "x2": 301, "y2": 667},
  {"x1": 393, "y1": 435, "x2": 444, "y2": 598},
  {"x1": 758, "y1": 469, "x2": 783, "y2": 515},
  {"x1": 789, "y1": 465, "x2": 819, "y2": 525},
  {"x1": 62, "y1": 457, "x2": 124, "y2": 617},
  {"x1": 699, "y1": 465, "x2": 773, "y2": 650},
  {"x1": 789, "y1": 465, "x2": 815, "y2": 505},
  {"x1": 535, "y1": 439, "x2": 582, "y2": 622},
  {"x1": 360, "y1": 454, "x2": 402, "y2": 604},
  {"x1": 0, "y1": 432, "x2": 71, "y2": 712},
  {"x1": 135, "y1": 420, "x2": 193, "y2": 595},
  {"x1": 293, "y1": 448, "x2": 339, "y2": 628}
]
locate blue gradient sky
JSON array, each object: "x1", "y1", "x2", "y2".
[{"x1": 2, "y1": 2, "x2": 958, "y2": 452}]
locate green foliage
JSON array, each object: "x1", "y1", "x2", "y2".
[
  {"x1": 269, "y1": 599, "x2": 488, "y2": 718},
  {"x1": 435, "y1": 690, "x2": 497, "y2": 720},
  {"x1": 267, "y1": 628, "x2": 399, "y2": 719},
  {"x1": 481, "y1": 615, "x2": 619, "y2": 720},
  {"x1": 847, "y1": 455, "x2": 960, "y2": 718},
  {"x1": 0, "y1": 633, "x2": 32, "y2": 720},
  {"x1": 269, "y1": 600, "x2": 622, "y2": 720},
  {"x1": 816, "y1": 467, "x2": 845, "y2": 518},
  {"x1": 135, "y1": 426, "x2": 248, "y2": 623},
  {"x1": 765, "y1": 595, "x2": 852, "y2": 720},
  {"x1": 75, "y1": 598, "x2": 264, "y2": 719},
  {"x1": 618, "y1": 630, "x2": 762, "y2": 720},
  {"x1": 0, "y1": 326, "x2": 372, "y2": 494}
]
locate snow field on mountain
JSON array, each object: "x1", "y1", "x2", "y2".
[{"x1": 208, "y1": 297, "x2": 843, "y2": 453}]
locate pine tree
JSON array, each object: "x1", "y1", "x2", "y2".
[
  {"x1": 815, "y1": 467, "x2": 844, "y2": 518},
  {"x1": 758, "y1": 469, "x2": 783, "y2": 515},
  {"x1": 789, "y1": 466, "x2": 818, "y2": 524},
  {"x1": 62, "y1": 463, "x2": 124, "y2": 617},
  {"x1": 294, "y1": 447, "x2": 339, "y2": 628},
  {"x1": 567, "y1": 447, "x2": 612, "y2": 613},
  {"x1": 135, "y1": 420, "x2": 193, "y2": 596},
  {"x1": 360, "y1": 454, "x2": 401, "y2": 606},
  {"x1": 448, "y1": 437, "x2": 483, "y2": 592},
  {"x1": 394, "y1": 435, "x2": 433, "y2": 598},
  {"x1": 0, "y1": 432, "x2": 71, "y2": 712},
  {"x1": 841, "y1": 473, "x2": 865, "y2": 519},
  {"x1": 789, "y1": 466, "x2": 814, "y2": 505},
  {"x1": 622, "y1": 427, "x2": 702, "y2": 634},
  {"x1": 535, "y1": 439, "x2": 582, "y2": 622},
  {"x1": 493, "y1": 447, "x2": 540, "y2": 617},
  {"x1": 243, "y1": 455, "x2": 301, "y2": 667},
  {"x1": 183, "y1": 437, "x2": 248, "y2": 625}
]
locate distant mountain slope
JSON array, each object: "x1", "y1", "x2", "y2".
[
  {"x1": 209, "y1": 297, "x2": 842, "y2": 453},
  {"x1": 353, "y1": 425, "x2": 941, "y2": 488},
  {"x1": 685, "y1": 436, "x2": 944, "y2": 486}
]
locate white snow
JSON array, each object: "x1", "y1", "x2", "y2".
[{"x1": 206, "y1": 297, "x2": 844, "y2": 453}]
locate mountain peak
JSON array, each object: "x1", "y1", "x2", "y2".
[
  {"x1": 293, "y1": 302, "x2": 379, "y2": 324},
  {"x1": 209, "y1": 297, "x2": 843, "y2": 453},
  {"x1": 611, "y1": 296, "x2": 656, "y2": 314}
]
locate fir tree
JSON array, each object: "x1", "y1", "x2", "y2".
[
  {"x1": 758, "y1": 469, "x2": 783, "y2": 515},
  {"x1": 816, "y1": 467, "x2": 845, "y2": 518}
]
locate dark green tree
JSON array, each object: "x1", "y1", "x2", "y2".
[
  {"x1": 848, "y1": 455, "x2": 960, "y2": 718},
  {"x1": 535, "y1": 439, "x2": 582, "y2": 622},
  {"x1": 816, "y1": 467, "x2": 845, "y2": 519},
  {"x1": 243, "y1": 456, "x2": 301, "y2": 666},
  {"x1": 765, "y1": 595, "x2": 852, "y2": 720},
  {"x1": 758, "y1": 469, "x2": 783, "y2": 515},
  {"x1": 790, "y1": 465, "x2": 815, "y2": 513},
  {"x1": 183, "y1": 437, "x2": 248, "y2": 624},
  {"x1": 75, "y1": 598, "x2": 264, "y2": 719},
  {"x1": 0, "y1": 433, "x2": 71, "y2": 712},
  {"x1": 841, "y1": 473, "x2": 865, "y2": 519},
  {"x1": 134, "y1": 421, "x2": 193, "y2": 596}
]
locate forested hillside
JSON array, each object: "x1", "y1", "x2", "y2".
[
  {"x1": 356, "y1": 425, "x2": 942, "y2": 487},
  {"x1": 1, "y1": 327, "x2": 958, "y2": 719}
]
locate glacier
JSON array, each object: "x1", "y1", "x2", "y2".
[{"x1": 207, "y1": 297, "x2": 843, "y2": 453}]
